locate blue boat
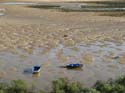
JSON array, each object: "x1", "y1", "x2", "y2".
[
  {"x1": 66, "y1": 63, "x2": 83, "y2": 69},
  {"x1": 32, "y1": 65, "x2": 41, "y2": 74}
]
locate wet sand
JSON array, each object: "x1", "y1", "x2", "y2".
[{"x1": 0, "y1": 1, "x2": 125, "y2": 91}]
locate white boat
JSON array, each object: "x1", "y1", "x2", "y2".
[{"x1": 32, "y1": 65, "x2": 41, "y2": 74}]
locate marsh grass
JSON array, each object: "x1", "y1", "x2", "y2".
[
  {"x1": 80, "y1": 2, "x2": 125, "y2": 16},
  {"x1": 27, "y1": 1, "x2": 125, "y2": 13},
  {"x1": 0, "y1": 76, "x2": 125, "y2": 93},
  {"x1": 52, "y1": 76, "x2": 125, "y2": 93},
  {"x1": 28, "y1": 1, "x2": 125, "y2": 12},
  {"x1": 28, "y1": 4, "x2": 61, "y2": 9},
  {"x1": 90, "y1": 1, "x2": 125, "y2": 7}
]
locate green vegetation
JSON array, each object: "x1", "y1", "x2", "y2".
[
  {"x1": 27, "y1": 1, "x2": 125, "y2": 16},
  {"x1": 0, "y1": 80, "x2": 28, "y2": 93},
  {"x1": 52, "y1": 76, "x2": 125, "y2": 93},
  {"x1": 0, "y1": 79, "x2": 43, "y2": 93},
  {"x1": 0, "y1": 76, "x2": 125, "y2": 93},
  {"x1": 28, "y1": 5, "x2": 60, "y2": 9}
]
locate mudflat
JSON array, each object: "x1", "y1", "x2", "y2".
[{"x1": 0, "y1": 1, "x2": 125, "y2": 91}]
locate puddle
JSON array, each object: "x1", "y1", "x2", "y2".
[{"x1": 0, "y1": 41, "x2": 125, "y2": 90}]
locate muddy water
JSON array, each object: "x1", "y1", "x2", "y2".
[{"x1": 0, "y1": 41, "x2": 125, "y2": 90}]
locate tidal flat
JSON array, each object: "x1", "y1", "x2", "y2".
[{"x1": 0, "y1": 1, "x2": 125, "y2": 91}]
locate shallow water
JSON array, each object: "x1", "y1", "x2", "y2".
[
  {"x1": 0, "y1": 41, "x2": 125, "y2": 90},
  {"x1": 0, "y1": 2, "x2": 37, "y2": 5}
]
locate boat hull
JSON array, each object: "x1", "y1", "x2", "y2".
[
  {"x1": 66, "y1": 64, "x2": 83, "y2": 69},
  {"x1": 32, "y1": 66, "x2": 41, "y2": 74}
]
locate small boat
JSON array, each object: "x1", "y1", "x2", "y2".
[
  {"x1": 66, "y1": 63, "x2": 83, "y2": 69},
  {"x1": 32, "y1": 65, "x2": 41, "y2": 74}
]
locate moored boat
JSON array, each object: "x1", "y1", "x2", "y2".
[
  {"x1": 66, "y1": 63, "x2": 83, "y2": 69},
  {"x1": 32, "y1": 65, "x2": 41, "y2": 74}
]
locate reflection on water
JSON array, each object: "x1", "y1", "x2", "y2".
[
  {"x1": 59, "y1": 66, "x2": 83, "y2": 71},
  {"x1": 66, "y1": 67, "x2": 83, "y2": 71},
  {"x1": 32, "y1": 73, "x2": 40, "y2": 77},
  {"x1": 24, "y1": 68, "x2": 41, "y2": 77},
  {"x1": 23, "y1": 68, "x2": 32, "y2": 75}
]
